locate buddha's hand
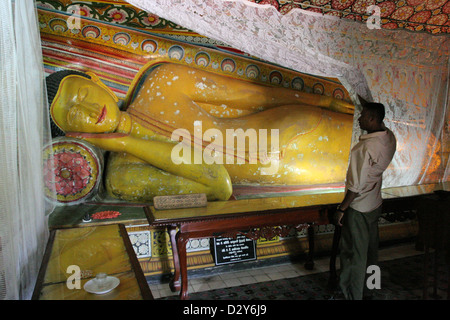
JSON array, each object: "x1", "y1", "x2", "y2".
[{"x1": 65, "y1": 132, "x2": 130, "y2": 153}]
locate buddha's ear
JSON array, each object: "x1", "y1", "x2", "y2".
[
  {"x1": 77, "y1": 86, "x2": 89, "y2": 101},
  {"x1": 86, "y1": 71, "x2": 119, "y2": 102}
]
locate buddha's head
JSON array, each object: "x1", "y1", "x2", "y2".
[{"x1": 46, "y1": 70, "x2": 121, "y2": 137}]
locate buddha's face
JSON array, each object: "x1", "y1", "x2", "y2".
[{"x1": 50, "y1": 75, "x2": 120, "y2": 133}]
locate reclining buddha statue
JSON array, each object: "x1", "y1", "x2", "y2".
[{"x1": 47, "y1": 62, "x2": 354, "y2": 202}]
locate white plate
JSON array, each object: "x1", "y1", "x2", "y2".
[{"x1": 84, "y1": 276, "x2": 120, "y2": 294}]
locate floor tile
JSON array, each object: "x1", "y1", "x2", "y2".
[
  {"x1": 208, "y1": 280, "x2": 227, "y2": 290},
  {"x1": 254, "y1": 274, "x2": 271, "y2": 282},
  {"x1": 223, "y1": 278, "x2": 242, "y2": 287},
  {"x1": 266, "y1": 272, "x2": 284, "y2": 281},
  {"x1": 280, "y1": 269, "x2": 300, "y2": 278},
  {"x1": 238, "y1": 276, "x2": 257, "y2": 285},
  {"x1": 192, "y1": 282, "x2": 211, "y2": 292}
]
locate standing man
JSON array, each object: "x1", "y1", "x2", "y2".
[{"x1": 334, "y1": 101, "x2": 396, "y2": 300}]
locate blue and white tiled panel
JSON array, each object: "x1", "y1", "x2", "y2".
[
  {"x1": 126, "y1": 229, "x2": 210, "y2": 259},
  {"x1": 128, "y1": 230, "x2": 152, "y2": 258},
  {"x1": 126, "y1": 225, "x2": 338, "y2": 260}
]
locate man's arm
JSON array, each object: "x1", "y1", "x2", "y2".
[
  {"x1": 335, "y1": 143, "x2": 371, "y2": 226},
  {"x1": 335, "y1": 189, "x2": 359, "y2": 227}
]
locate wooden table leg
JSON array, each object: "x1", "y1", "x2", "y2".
[
  {"x1": 423, "y1": 245, "x2": 429, "y2": 299},
  {"x1": 328, "y1": 225, "x2": 341, "y2": 290},
  {"x1": 176, "y1": 232, "x2": 189, "y2": 300},
  {"x1": 168, "y1": 226, "x2": 181, "y2": 292},
  {"x1": 432, "y1": 249, "x2": 439, "y2": 299},
  {"x1": 304, "y1": 223, "x2": 315, "y2": 270},
  {"x1": 447, "y1": 251, "x2": 449, "y2": 300}
]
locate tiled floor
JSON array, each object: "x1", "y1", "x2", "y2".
[{"x1": 149, "y1": 241, "x2": 422, "y2": 299}]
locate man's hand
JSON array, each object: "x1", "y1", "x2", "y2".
[
  {"x1": 334, "y1": 210, "x2": 345, "y2": 227},
  {"x1": 334, "y1": 190, "x2": 359, "y2": 227}
]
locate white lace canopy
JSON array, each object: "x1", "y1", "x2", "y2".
[{"x1": 0, "y1": 0, "x2": 50, "y2": 299}]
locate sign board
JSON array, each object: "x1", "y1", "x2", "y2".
[
  {"x1": 212, "y1": 234, "x2": 256, "y2": 265},
  {"x1": 153, "y1": 193, "x2": 207, "y2": 210}
]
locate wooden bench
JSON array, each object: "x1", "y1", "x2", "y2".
[{"x1": 32, "y1": 224, "x2": 153, "y2": 300}]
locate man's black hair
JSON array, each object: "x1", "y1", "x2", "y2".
[
  {"x1": 46, "y1": 70, "x2": 91, "y2": 137},
  {"x1": 362, "y1": 102, "x2": 385, "y2": 124}
]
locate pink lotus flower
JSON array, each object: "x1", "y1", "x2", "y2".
[
  {"x1": 107, "y1": 8, "x2": 129, "y2": 23},
  {"x1": 44, "y1": 151, "x2": 91, "y2": 196}
]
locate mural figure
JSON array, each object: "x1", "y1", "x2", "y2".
[{"x1": 47, "y1": 63, "x2": 354, "y2": 202}]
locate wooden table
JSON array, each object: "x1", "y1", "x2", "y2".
[
  {"x1": 146, "y1": 192, "x2": 346, "y2": 299},
  {"x1": 32, "y1": 224, "x2": 153, "y2": 300}
]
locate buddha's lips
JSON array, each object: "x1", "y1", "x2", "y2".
[{"x1": 96, "y1": 106, "x2": 107, "y2": 124}]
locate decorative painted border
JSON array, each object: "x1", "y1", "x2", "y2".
[{"x1": 39, "y1": 8, "x2": 352, "y2": 105}]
